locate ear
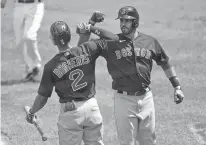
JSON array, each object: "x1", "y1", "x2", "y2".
[{"x1": 132, "y1": 20, "x2": 139, "y2": 28}]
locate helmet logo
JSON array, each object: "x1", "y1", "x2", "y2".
[
  {"x1": 120, "y1": 8, "x2": 127, "y2": 15},
  {"x1": 57, "y1": 24, "x2": 67, "y2": 34},
  {"x1": 61, "y1": 25, "x2": 66, "y2": 30}
]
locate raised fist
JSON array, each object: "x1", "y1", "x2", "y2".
[
  {"x1": 76, "y1": 22, "x2": 91, "y2": 34},
  {"x1": 89, "y1": 11, "x2": 105, "y2": 25}
]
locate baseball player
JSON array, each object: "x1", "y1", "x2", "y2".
[
  {"x1": 78, "y1": 6, "x2": 185, "y2": 145},
  {"x1": 1, "y1": 0, "x2": 44, "y2": 80},
  {"x1": 25, "y1": 13, "x2": 118, "y2": 145}
]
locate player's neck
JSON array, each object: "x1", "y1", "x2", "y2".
[{"x1": 124, "y1": 29, "x2": 138, "y2": 40}]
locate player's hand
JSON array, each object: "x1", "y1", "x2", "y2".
[
  {"x1": 89, "y1": 11, "x2": 105, "y2": 25},
  {"x1": 25, "y1": 106, "x2": 38, "y2": 124},
  {"x1": 174, "y1": 86, "x2": 184, "y2": 104},
  {"x1": 76, "y1": 22, "x2": 91, "y2": 34}
]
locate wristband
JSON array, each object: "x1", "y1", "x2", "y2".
[
  {"x1": 169, "y1": 76, "x2": 180, "y2": 88},
  {"x1": 29, "y1": 109, "x2": 35, "y2": 115},
  {"x1": 174, "y1": 86, "x2": 181, "y2": 90},
  {"x1": 89, "y1": 19, "x2": 95, "y2": 26},
  {"x1": 85, "y1": 24, "x2": 91, "y2": 32}
]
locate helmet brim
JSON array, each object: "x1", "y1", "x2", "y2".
[{"x1": 115, "y1": 15, "x2": 136, "y2": 20}]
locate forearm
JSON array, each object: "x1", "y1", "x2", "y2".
[
  {"x1": 77, "y1": 33, "x2": 91, "y2": 46},
  {"x1": 90, "y1": 26, "x2": 119, "y2": 41},
  {"x1": 30, "y1": 94, "x2": 48, "y2": 114},
  {"x1": 77, "y1": 25, "x2": 119, "y2": 46},
  {"x1": 161, "y1": 61, "x2": 181, "y2": 88},
  {"x1": 77, "y1": 20, "x2": 95, "y2": 46}
]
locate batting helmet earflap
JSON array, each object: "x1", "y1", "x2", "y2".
[
  {"x1": 50, "y1": 21, "x2": 71, "y2": 45},
  {"x1": 116, "y1": 6, "x2": 139, "y2": 28}
]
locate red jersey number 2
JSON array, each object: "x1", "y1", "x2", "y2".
[{"x1": 69, "y1": 69, "x2": 88, "y2": 91}]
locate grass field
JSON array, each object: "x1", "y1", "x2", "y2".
[{"x1": 1, "y1": 0, "x2": 206, "y2": 145}]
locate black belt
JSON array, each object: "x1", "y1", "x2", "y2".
[
  {"x1": 18, "y1": 0, "x2": 42, "y2": 3},
  {"x1": 60, "y1": 97, "x2": 90, "y2": 104},
  {"x1": 117, "y1": 87, "x2": 150, "y2": 96},
  {"x1": 61, "y1": 98, "x2": 89, "y2": 112}
]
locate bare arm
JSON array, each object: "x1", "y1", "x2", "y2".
[
  {"x1": 30, "y1": 94, "x2": 48, "y2": 114},
  {"x1": 161, "y1": 61, "x2": 180, "y2": 88},
  {"x1": 77, "y1": 33, "x2": 91, "y2": 46},
  {"x1": 77, "y1": 24, "x2": 119, "y2": 46},
  {"x1": 90, "y1": 25, "x2": 119, "y2": 41},
  {"x1": 77, "y1": 11, "x2": 118, "y2": 46},
  {"x1": 77, "y1": 11, "x2": 105, "y2": 46},
  {"x1": 161, "y1": 61, "x2": 184, "y2": 104}
]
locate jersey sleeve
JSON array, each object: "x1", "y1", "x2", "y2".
[
  {"x1": 38, "y1": 64, "x2": 54, "y2": 98},
  {"x1": 91, "y1": 38, "x2": 108, "y2": 57},
  {"x1": 81, "y1": 38, "x2": 108, "y2": 57},
  {"x1": 152, "y1": 39, "x2": 169, "y2": 65}
]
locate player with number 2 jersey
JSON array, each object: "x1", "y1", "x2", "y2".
[
  {"x1": 25, "y1": 11, "x2": 119, "y2": 145},
  {"x1": 38, "y1": 41, "x2": 100, "y2": 103}
]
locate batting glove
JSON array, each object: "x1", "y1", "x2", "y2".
[
  {"x1": 174, "y1": 86, "x2": 184, "y2": 104},
  {"x1": 89, "y1": 11, "x2": 105, "y2": 25},
  {"x1": 25, "y1": 106, "x2": 37, "y2": 124},
  {"x1": 76, "y1": 22, "x2": 91, "y2": 34}
]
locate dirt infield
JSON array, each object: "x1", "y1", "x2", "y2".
[{"x1": 1, "y1": 0, "x2": 206, "y2": 145}]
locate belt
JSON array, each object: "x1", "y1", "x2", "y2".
[
  {"x1": 59, "y1": 97, "x2": 91, "y2": 104},
  {"x1": 66, "y1": 98, "x2": 88, "y2": 103},
  {"x1": 61, "y1": 98, "x2": 90, "y2": 112},
  {"x1": 117, "y1": 87, "x2": 150, "y2": 96},
  {"x1": 18, "y1": 0, "x2": 42, "y2": 3}
]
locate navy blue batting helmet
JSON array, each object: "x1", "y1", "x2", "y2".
[
  {"x1": 50, "y1": 21, "x2": 71, "y2": 45},
  {"x1": 116, "y1": 6, "x2": 139, "y2": 20},
  {"x1": 116, "y1": 6, "x2": 139, "y2": 27}
]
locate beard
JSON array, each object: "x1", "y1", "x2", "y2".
[{"x1": 121, "y1": 26, "x2": 133, "y2": 35}]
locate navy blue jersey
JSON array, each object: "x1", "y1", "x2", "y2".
[
  {"x1": 93, "y1": 32, "x2": 169, "y2": 92},
  {"x1": 38, "y1": 41, "x2": 103, "y2": 103}
]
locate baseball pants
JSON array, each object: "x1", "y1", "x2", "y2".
[
  {"x1": 57, "y1": 97, "x2": 104, "y2": 145},
  {"x1": 13, "y1": 1, "x2": 44, "y2": 72},
  {"x1": 114, "y1": 90, "x2": 156, "y2": 145}
]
